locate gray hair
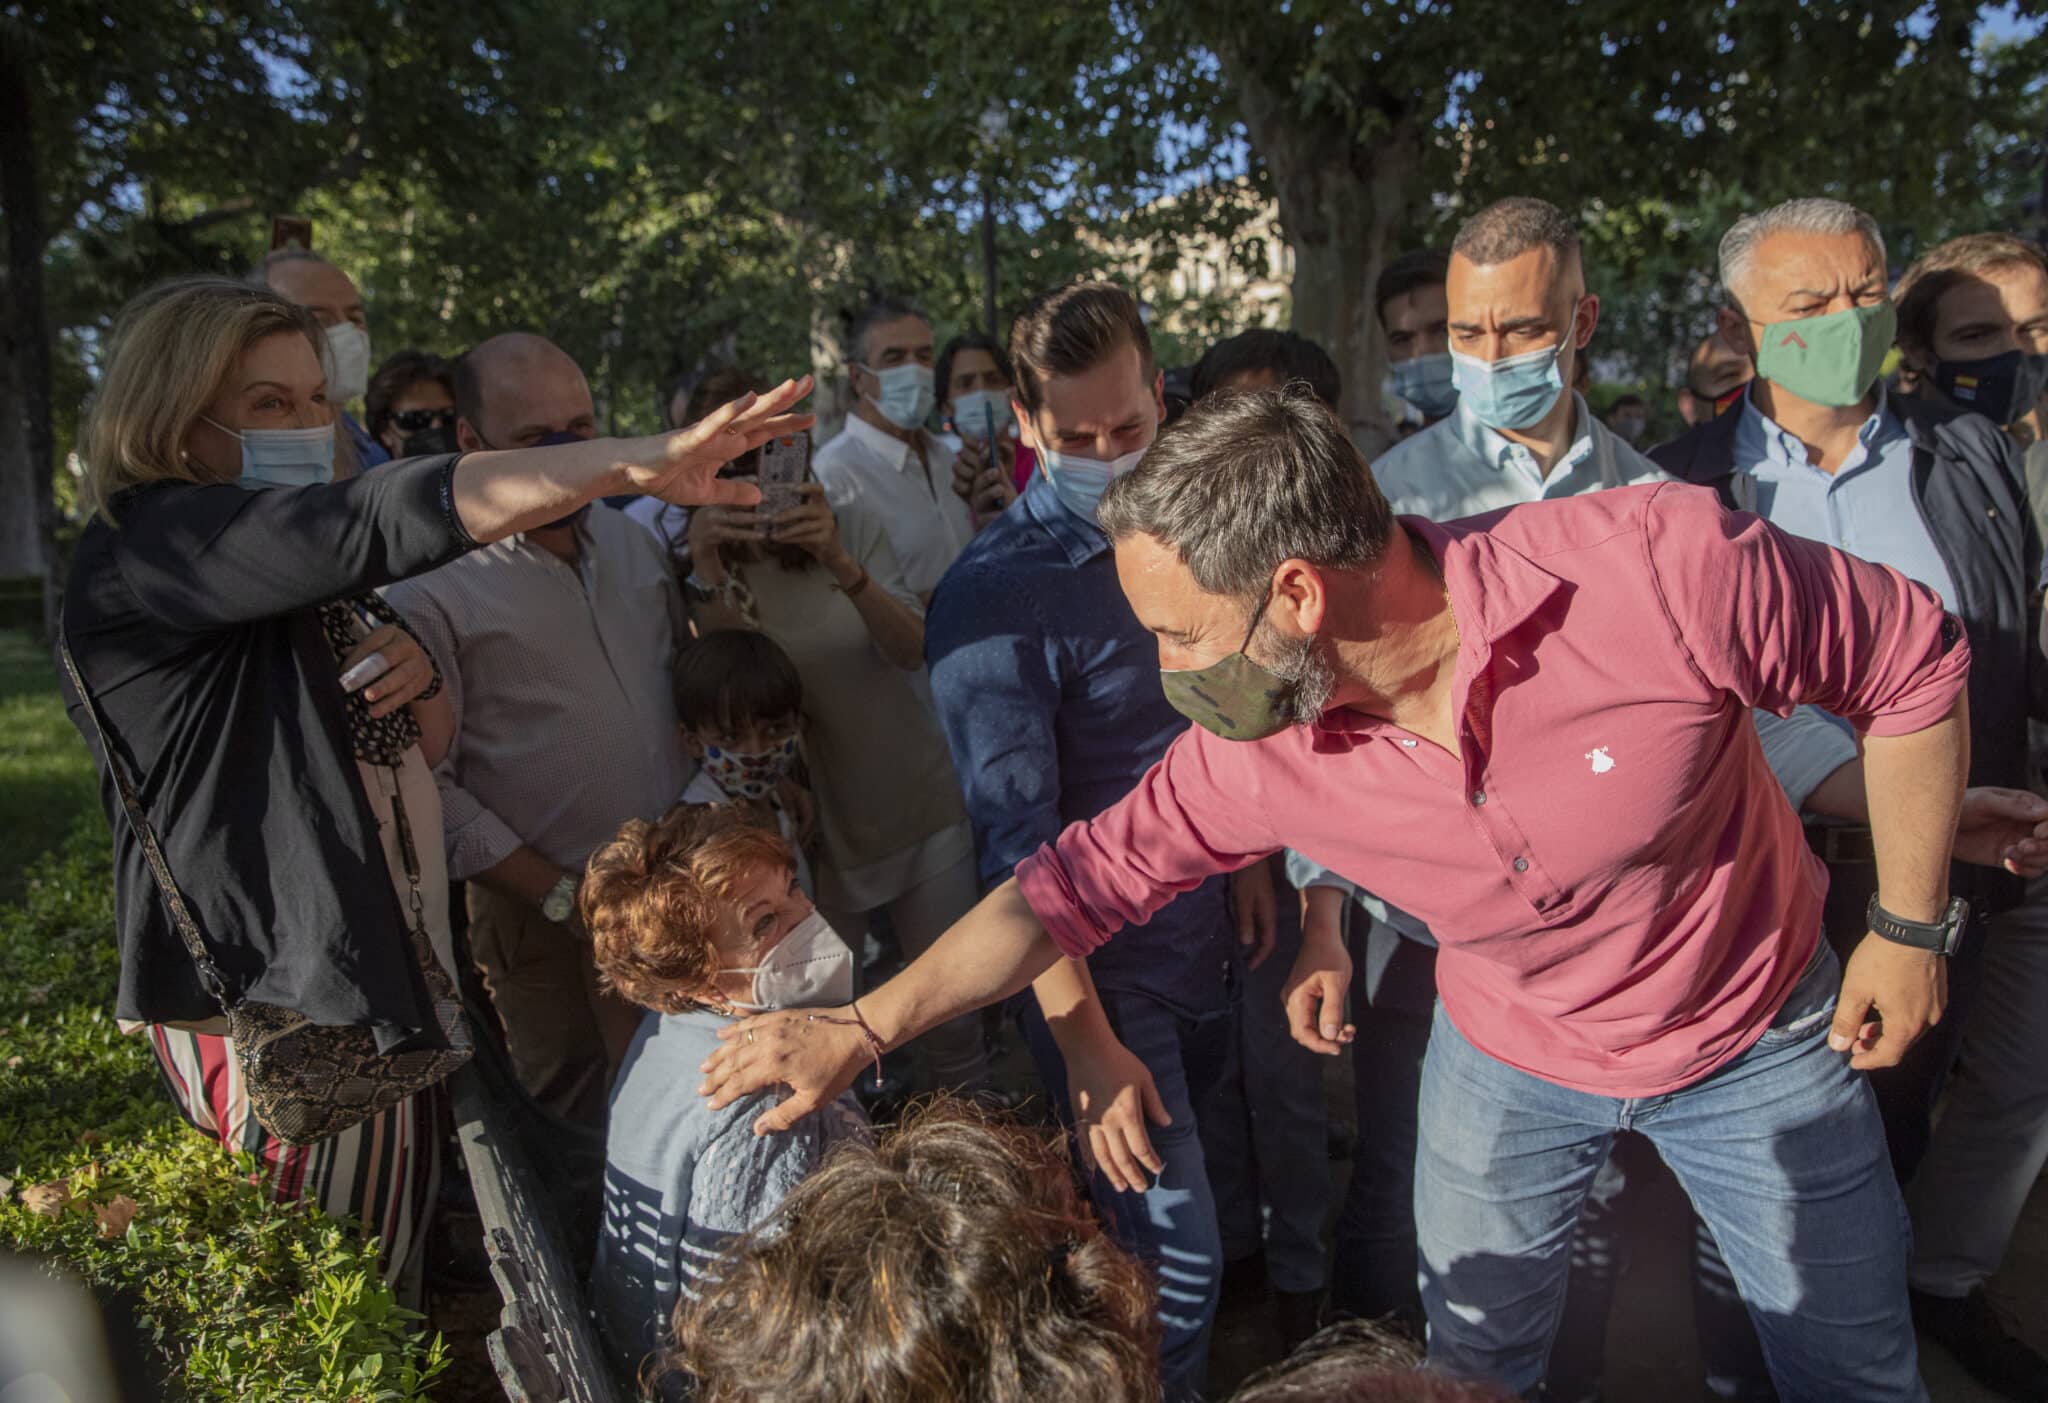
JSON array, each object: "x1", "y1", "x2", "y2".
[
  {"x1": 1096, "y1": 386, "x2": 1394, "y2": 606},
  {"x1": 1451, "y1": 197, "x2": 1580, "y2": 268},
  {"x1": 1718, "y1": 198, "x2": 1886, "y2": 308}
]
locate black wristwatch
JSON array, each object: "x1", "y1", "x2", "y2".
[{"x1": 1865, "y1": 895, "x2": 1969, "y2": 956}]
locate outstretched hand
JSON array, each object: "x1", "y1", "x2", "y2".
[
  {"x1": 630, "y1": 376, "x2": 816, "y2": 508},
  {"x1": 697, "y1": 1004, "x2": 870, "y2": 1136}
]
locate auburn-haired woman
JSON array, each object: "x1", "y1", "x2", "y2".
[{"x1": 62, "y1": 273, "x2": 807, "y2": 1294}]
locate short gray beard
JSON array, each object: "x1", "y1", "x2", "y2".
[{"x1": 1258, "y1": 624, "x2": 1340, "y2": 727}]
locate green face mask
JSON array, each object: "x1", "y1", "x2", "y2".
[
  {"x1": 1159, "y1": 593, "x2": 1309, "y2": 742},
  {"x1": 1752, "y1": 300, "x2": 1897, "y2": 409}
]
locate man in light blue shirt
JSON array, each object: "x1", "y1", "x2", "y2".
[
  {"x1": 1652, "y1": 195, "x2": 2048, "y2": 1402},
  {"x1": 1737, "y1": 384, "x2": 1960, "y2": 611}
]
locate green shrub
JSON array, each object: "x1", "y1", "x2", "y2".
[{"x1": 0, "y1": 825, "x2": 449, "y2": 1401}]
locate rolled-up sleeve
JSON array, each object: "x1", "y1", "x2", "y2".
[
  {"x1": 1015, "y1": 728, "x2": 1278, "y2": 960},
  {"x1": 1643, "y1": 483, "x2": 1970, "y2": 735}
]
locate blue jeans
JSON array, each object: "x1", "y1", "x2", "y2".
[
  {"x1": 1197, "y1": 865, "x2": 1331, "y2": 1294},
  {"x1": 1416, "y1": 941, "x2": 1926, "y2": 1403},
  {"x1": 1019, "y1": 987, "x2": 1232, "y2": 1403}
]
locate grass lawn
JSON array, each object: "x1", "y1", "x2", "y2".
[{"x1": 0, "y1": 628, "x2": 98, "y2": 900}]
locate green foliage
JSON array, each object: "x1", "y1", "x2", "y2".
[
  {"x1": 0, "y1": 811, "x2": 446, "y2": 1401},
  {"x1": 0, "y1": 628, "x2": 98, "y2": 904}
]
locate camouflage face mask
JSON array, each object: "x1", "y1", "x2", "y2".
[{"x1": 1159, "y1": 590, "x2": 1306, "y2": 742}]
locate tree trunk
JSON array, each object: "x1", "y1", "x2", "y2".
[
  {"x1": 0, "y1": 25, "x2": 55, "y2": 634},
  {"x1": 1218, "y1": 51, "x2": 1415, "y2": 458}
]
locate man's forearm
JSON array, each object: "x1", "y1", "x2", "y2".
[
  {"x1": 863, "y1": 877, "x2": 1063, "y2": 1048},
  {"x1": 1031, "y1": 955, "x2": 1119, "y2": 1061},
  {"x1": 1860, "y1": 694, "x2": 1970, "y2": 921},
  {"x1": 472, "y1": 844, "x2": 574, "y2": 909}
]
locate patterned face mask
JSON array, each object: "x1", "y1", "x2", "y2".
[{"x1": 701, "y1": 735, "x2": 799, "y2": 799}]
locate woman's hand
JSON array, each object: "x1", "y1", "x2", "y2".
[
  {"x1": 766, "y1": 484, "x2": 859, "y2": 584},
  {"x1": 628, "y1": 377, "x2": 816, "y2": 508},
  {"x1": 685, "y1": 502, "x2": 765, "y2": 583},
  {"x1": 952, "y1": 438, "x2": 1018, "y2": 524},
  {"x1": 341, "y1": 625, "x2": 436, "y2": 720}
]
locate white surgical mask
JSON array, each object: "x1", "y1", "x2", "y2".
[
  {"x1": 204, "y1": 416, "x2": 336, "y2": 489},
  {"x1": 323, "y1": 322, "x2": 372, "y2": 405},
  {"x1": 951, "y1": 389, "x2": 1015, "y2": 443},
  {"x1": 725, "y1": 910, "x2": 855, "y2": 1012},
  {"x1": 1039, "y1": 442, "x2": 1149, "y2": 526},
  {"x1": 861, "y1": 362, "x2": 935, "y2": 431}
]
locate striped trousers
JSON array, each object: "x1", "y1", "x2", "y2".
[{"x1": 147, "y1": 1025, "x2": 443, "y2": 1303}]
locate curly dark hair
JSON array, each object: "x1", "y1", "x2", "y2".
[{"x1": 670, "y1": 1098, "x2": 1162, "y2": 1402}]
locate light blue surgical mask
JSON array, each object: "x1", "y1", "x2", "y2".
[
  {"x1": 1040, "y1": 442, "x2": 1148, "y2": 526},
  {"x1": 1450, "y1": 304, "x2": 1581, "y2": 431},
  {"x1": 950, "y1": 389, "x2": 1015, "y2": 443},
  {"x1": 861, "y1": 362, "x2": 936, "y2": 431},
  {"x1": 1389, "y1": 351, "x2": 1459, "y2": 420},
  {"x1": 206, "y1": 417, "x2": 336, "y2": 489}
]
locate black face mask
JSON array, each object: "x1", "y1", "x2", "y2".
[
  {"x1": 477, "y1": 427, "x2": 595, "y2": 531},
  {"x1": 1932, "y1": 349, "x2": 2048, "y2": 427},
  {"x1": 398, "y1": 424, "x2": 459, "y2": 458}
]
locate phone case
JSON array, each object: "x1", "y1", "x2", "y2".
[{"x1": 758, "y1": 431, "x2": 810, "y2": 520}]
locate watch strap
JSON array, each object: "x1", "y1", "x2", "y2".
[{"x1": 1865, "y1": 895, "x2": 1968, "y2": 956}]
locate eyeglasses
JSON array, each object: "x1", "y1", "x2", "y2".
[{"x1": 390, "y1": 408, "x2": 456, "y2": 433}]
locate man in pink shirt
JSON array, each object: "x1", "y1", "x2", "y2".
[{"x1": 700, "y1": 389, "x2": 2032, "y2": 1400}]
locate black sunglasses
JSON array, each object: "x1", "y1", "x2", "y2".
[{"x1": 391, "y1": 408, "x2": 456, "y2": 433}]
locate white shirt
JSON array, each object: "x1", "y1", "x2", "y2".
[
  {"x1": 1371, "y1": 391, "x2": 1666, "y2": 520},
  {"x1": 813, "y1": 414, "x2": 974, "y2": 598}
]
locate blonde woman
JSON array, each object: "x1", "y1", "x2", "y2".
[{"x1": 62, "y1": 274, "x2": 808, "y2": 1292}]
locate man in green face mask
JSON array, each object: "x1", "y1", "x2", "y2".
[{"x1": 1651, "y1": 197, "x2": 2048, "y2": 1400}]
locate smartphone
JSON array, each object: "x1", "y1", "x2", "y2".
[
  {"x1": 757, "y1": 430, "x2": 811, "y2": 536},
  {"x1": 339, "y1": 602, "x2": 393, "y2": 693},
  {"x1": 269, "y1": 214, "x2": 314, "y2": 252}
]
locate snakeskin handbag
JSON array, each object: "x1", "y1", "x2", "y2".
[{"x1": 61, "y1": 631, "x2": 471, "y2": 1146}]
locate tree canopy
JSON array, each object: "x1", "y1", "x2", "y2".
[{"x1": 4, "y1": 0, "x2": 2045, "y2": 592}]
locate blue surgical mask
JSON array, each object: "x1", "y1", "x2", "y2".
[
  {"x1": 1389, "y1": 351, "x2": 1459, "y2": 419},
  {"x1": 1040, "y1": 442, "x2": 1148, "y2": 526},
  {"x1": 1450, "y1": 304, "x2": 1581, "y2": 431},
  {"x1": 207, "y1": 417, "x2": 336, "y2": 489},
  {"x1": 951, "y1": 389, "x2": 1015, "y2": 442},
  {"x1": 861, "y1": 363, "x2": 935, "y2": 431}
]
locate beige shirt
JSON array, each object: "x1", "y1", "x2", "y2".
[
  {"x1": 385, "y1": 505, "x2": 690, "y2": 879},
  {"x1": 700, "y1": 508, "x2": 969, "y2": 909}
]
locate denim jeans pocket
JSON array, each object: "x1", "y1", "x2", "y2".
[{"x1": 1752, "y1": 935, "x2": 1840, "y2": 1046}]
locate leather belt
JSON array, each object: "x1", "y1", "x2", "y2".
[{"x1": 1805, "y1": 823, "x2": 1878, "y2": 864}]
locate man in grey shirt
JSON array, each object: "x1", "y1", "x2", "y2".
[{"x1": 387, "y1": 333, "x2": 691, "y2": 1123}]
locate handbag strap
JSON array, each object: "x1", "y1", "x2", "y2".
[{"x1": 58, "y1": 629, "x2": 237, "y2": 1010}]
